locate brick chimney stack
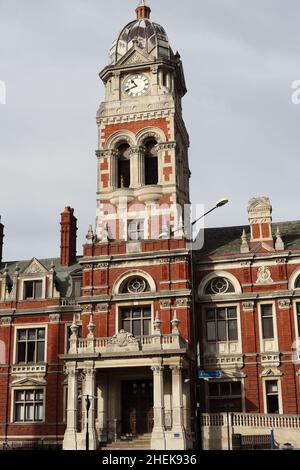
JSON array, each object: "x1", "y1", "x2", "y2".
[
  {"x1": 0, "y1": 217, "x2": 4, "y2": 263},
  {"x1": 60, "y1": 207, "x2": 77, "y2": 266},
  {"x1": 136, "y1": 0, "x2": 151, "y2": 19}
]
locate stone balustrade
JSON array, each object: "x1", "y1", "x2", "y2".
[{"x1": 71, "y1": 332, "x2": 187, "y2": 355}]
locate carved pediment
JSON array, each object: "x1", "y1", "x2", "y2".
[
  {"x1": 22, "y1": 258, "x2": 48, "y2": 275},
  {"x1": 260, "y1": 367, "x2": 283, "y2": 377},
  {"x1": 115, "y1": 46, "x2": 153, "y2": 67},
  {"x1": 11, "y1": 376, "x2": 47, "y2": 386}
]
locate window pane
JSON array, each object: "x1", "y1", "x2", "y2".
[
  {"x1": 37, "y1": 329, "x2": 45, "y2": 339},
  {"x1": 143, "y1": 308, "x2": 151, "y2": 318},
  {"x1": 227, "y1": 308, "x2": 237, "y2": 319},
  {"x1": 228, "y1": 320, "x2": 238, "y2": 341},
  {"x1": 15, "y1": 404, "x2": 24, "y2": 421},
  {"x1": 27, "y1": 342, "x2": 35, "y2": 362},
  {"x1": 206, "y1": 309, "x2": 215, "y2": 320},
  {"x1": 121, "y1": 309, "x2": 131, "y2": 319},
  {"x1": 216, "y1": 309, "x2": 226, "y2": 319},
  {"x1": 17, "y1": 342, "x2": 26, "y2": 363},
  {"x1": 132, "y1": 321, "x2": 141, "y2": 337},
  {"x1": 26, "y1": 390, "x2": 34, "y2": 401},
  {"x1": 16, "y1": 390, "x2": 25, "y2": 401},
  {"x1": 35, "y1": 281, "x2": 43, "y2": 299},
  {"x1": 35, "y1": 390, "x2": 44, "y2": 401},
  {"x1": 143, "y1": 319, "x2": 151, "y2": 336},
  {"x1": 231, "y1": 381, "x2": 242, "y2": 396},
  {"x1": 37, "y1": 342, "x2": 45, "y2": 363},
  {"x1": 262, "y1": 317, "x2": 274, "y2": 339},
  {"x1": 267, "y1": 395, "x2": 279, "y2": 414},
  {"x1": 122, "y1": 320, "x2": 130, "y2": 332},
  {"x1": 24, "y1": 282, "x2": 33, "y2": 298},
  {"x1": 219, "y1": 382, "x2": 230, "y2": 396},
  {"x1": 28, "y1": 329, "x2": 36, "y2": 340},
  {"x1": 266, "y1": 381, "x2": 278, "y2": 394},
  {"x1": 207, "y1": 322, "x2": 216, "y2": 341},
  {"x1": 25, "y1": 404, "x2": 34, "y2": 421},
  {"x1": 217, "y1": 321, "x2": 226, "y2": 341},
  {"x1": 35, "y1": 403, "x2": 44, "y2": 421},
  {"x1": 261, "y1": 305, "x2": 273, "y2": 318},
  {"x1": 74, "y1": 279, "x2": 82, "y2": 298},
  {"x1": 18, "y1": 330, "x2": 27, "y2": 341},
  {"x1": 132, "y1": 308, "x2": 141, "y2": 318}
]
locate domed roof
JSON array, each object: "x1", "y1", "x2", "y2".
[{"x1": 109, "y1": 2, "x2": 172, "y2": 64}]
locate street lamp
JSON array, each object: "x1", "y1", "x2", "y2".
[{"x1": 85, "y1": 395, "x2": 91, "y2": 451}]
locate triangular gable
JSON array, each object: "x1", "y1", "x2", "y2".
[
  {"x1": 260, "y1": 367, "x2": 282, "y2": 377},
  {"x1": 22, "y1": 258, "x2": 48, "y2": 275},
  {"x1": 115, "y1": 45, "x2": 153, "y2": 67},
  {"x1": 11, "y1": 376, "x2": 47, "y2": 386}
]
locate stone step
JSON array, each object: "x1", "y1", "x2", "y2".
[{"x1": 101, "y1": 435, "x2": 151, "y2": 450}]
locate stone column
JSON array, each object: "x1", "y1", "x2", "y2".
[
  {"x1": 63, "y1": 364, "x2": 78, "y2": 450},
  {"x1": 150, "y1": 361, "x2": 166, "y2": 450},
  {"x1": 169, "y1": 363, "x2": 187, "y2": 449},
  {"x1": 129, "y1": 146, "x2": 145, "y2": 188},
  {"x1": 97, "y1": 373, "x2": 107, "y2": 442},
  {"x1": 82, "y1": 364, "x2": 98, "y2": 450},
  {"x1": 109, "y1": 150, "x2": 119, "y2": 190}
]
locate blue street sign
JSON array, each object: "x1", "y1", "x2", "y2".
[{"x1": 198, "y1": 370, "x2": 223, "y2": 379}]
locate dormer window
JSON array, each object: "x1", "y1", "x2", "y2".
[{"x1": 24, "y1": 280, "x2": 43, "y2": 300}]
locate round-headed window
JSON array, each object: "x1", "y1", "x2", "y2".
[
  {"x1": 205, "y1": 277, "x2": 235, "y2": 295},
  {"x1": 122, "y1": 277, "x2": 150, "y2": 294}
]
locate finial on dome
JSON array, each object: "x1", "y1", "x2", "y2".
[{"x1": 136, "y1": 0, "x2": 151, "y2": 19}]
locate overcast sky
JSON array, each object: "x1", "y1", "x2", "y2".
[{"x1": 0, "y1": 0, "x2": 299, "y2": 261}]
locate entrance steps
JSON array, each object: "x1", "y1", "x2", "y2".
[{"x1": 101, "y1": 434, "x2": 151, "y2": 450}]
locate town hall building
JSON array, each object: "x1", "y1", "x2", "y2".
[{"x1": 1, "y1": 1, "x2": 300, "y2": 451}]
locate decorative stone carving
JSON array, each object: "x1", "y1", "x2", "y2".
[
  {"x1": 171, "y1": 311, "x2": 180, "y2": 334},
  {"x1": 278, "y1": 299, "x2": 291, "y2": 309},
  {"x1": 97, "y1": 303, "x2": 109, "y2": 313},
  {"x1": 157, "y1": 142, "x2": 176, "y2": 151},
  {"x1": 86, "y1": 225, "x2": 95, "y2": 244},
  {"x1": 96, "y1": 263, "x2": 109, "y2": 269},
  {"x1": 260, "y1": 367, "x2": 283, "y2": 377},
  {"x1": 81, "y1": 304, "x2": 93, "y2": 313},
  {"x1": 151, "y1": 365, "x2": 164, "y2": 373},
  {"x1": 240, "y1": 229, "x2": 250, "y2": 254},
  {"x1": 49, "y1": 314, "x2": 61, "y2": 323},
  {"x1": 241, "y1": 261, "x2": 251, "y2": 266},
  {"x1": 158, "y1": 258, "x2": 170, "y2": 264},
  {"x1": 23, "y1": 259, "x2": 46, "y2": 275},
  {"x1": 175, "y1": 298, "x2": 190, "y2": 308},
  {"x1": 153, "y1": 312, "x2": 162, "y2": 333},
  {"x1": 82, "y1": 264, "x2": 93, "y2": 270},
  {"x1": 276, "y1": 258, "x2": 286, "y2": 264},
  {"x1": 160, "y1": 299, "x2": 171, "y2": 309},
  {"x1": 0, "y1": 316, "x2": 12, "y2": 326},
  {"x1": 242, "y1": 302, "x2": 255, "y2": 311},
  {"x1": 108, "y1": 330, "x2": 139, "y2": 347},
  {"x1": 275, "y1": 227, "x2": 285, "y2": 251},
  {"x1": 256, "y1": 266, "x2": 273, "y2": 284},
  {"x1": 260, "y1": 354, "x2": 280, "y2": 367}
]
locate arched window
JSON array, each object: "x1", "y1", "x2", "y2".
[
  {"x1": 295, "y1": 275, "x2": 300, "y2": 289},
  {"x1": 144, "y1": 140, "x2": 158, "y2": 185},
  {"x1": 117, "y1": 143, "x2": 131, "y2": 188},
  {"x1": 121, "y1": 277, "x2": 150, "y2": 294},
  {"x1": 205, "y1": 277, "x2": 235, "y2": 295}
]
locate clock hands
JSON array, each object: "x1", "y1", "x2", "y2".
[{"x1": 125, "y1": 79, "x2": 138, "y2": 92}]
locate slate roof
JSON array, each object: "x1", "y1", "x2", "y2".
[{"x1": 196, "y1": 221, "x2": 300, "y2": 258}]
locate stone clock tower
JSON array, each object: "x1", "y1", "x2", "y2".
[
  {"x1": 95, "y1": 0, "x2": 190, "y2": 243},
  {"x1": 63, "y1": 2, "x2": 195, "y2": 451}
]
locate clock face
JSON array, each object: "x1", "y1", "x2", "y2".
[{"x1": 124, "y1": 75, "x2": 149, "y2": 97}]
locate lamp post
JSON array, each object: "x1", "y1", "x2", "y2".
[
  {"x1": 160, "y1": 198, "x2": 229, "y2": 450},
  {"x1": 85, "y1": 395, "x2": 91, "y2": 451}
]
